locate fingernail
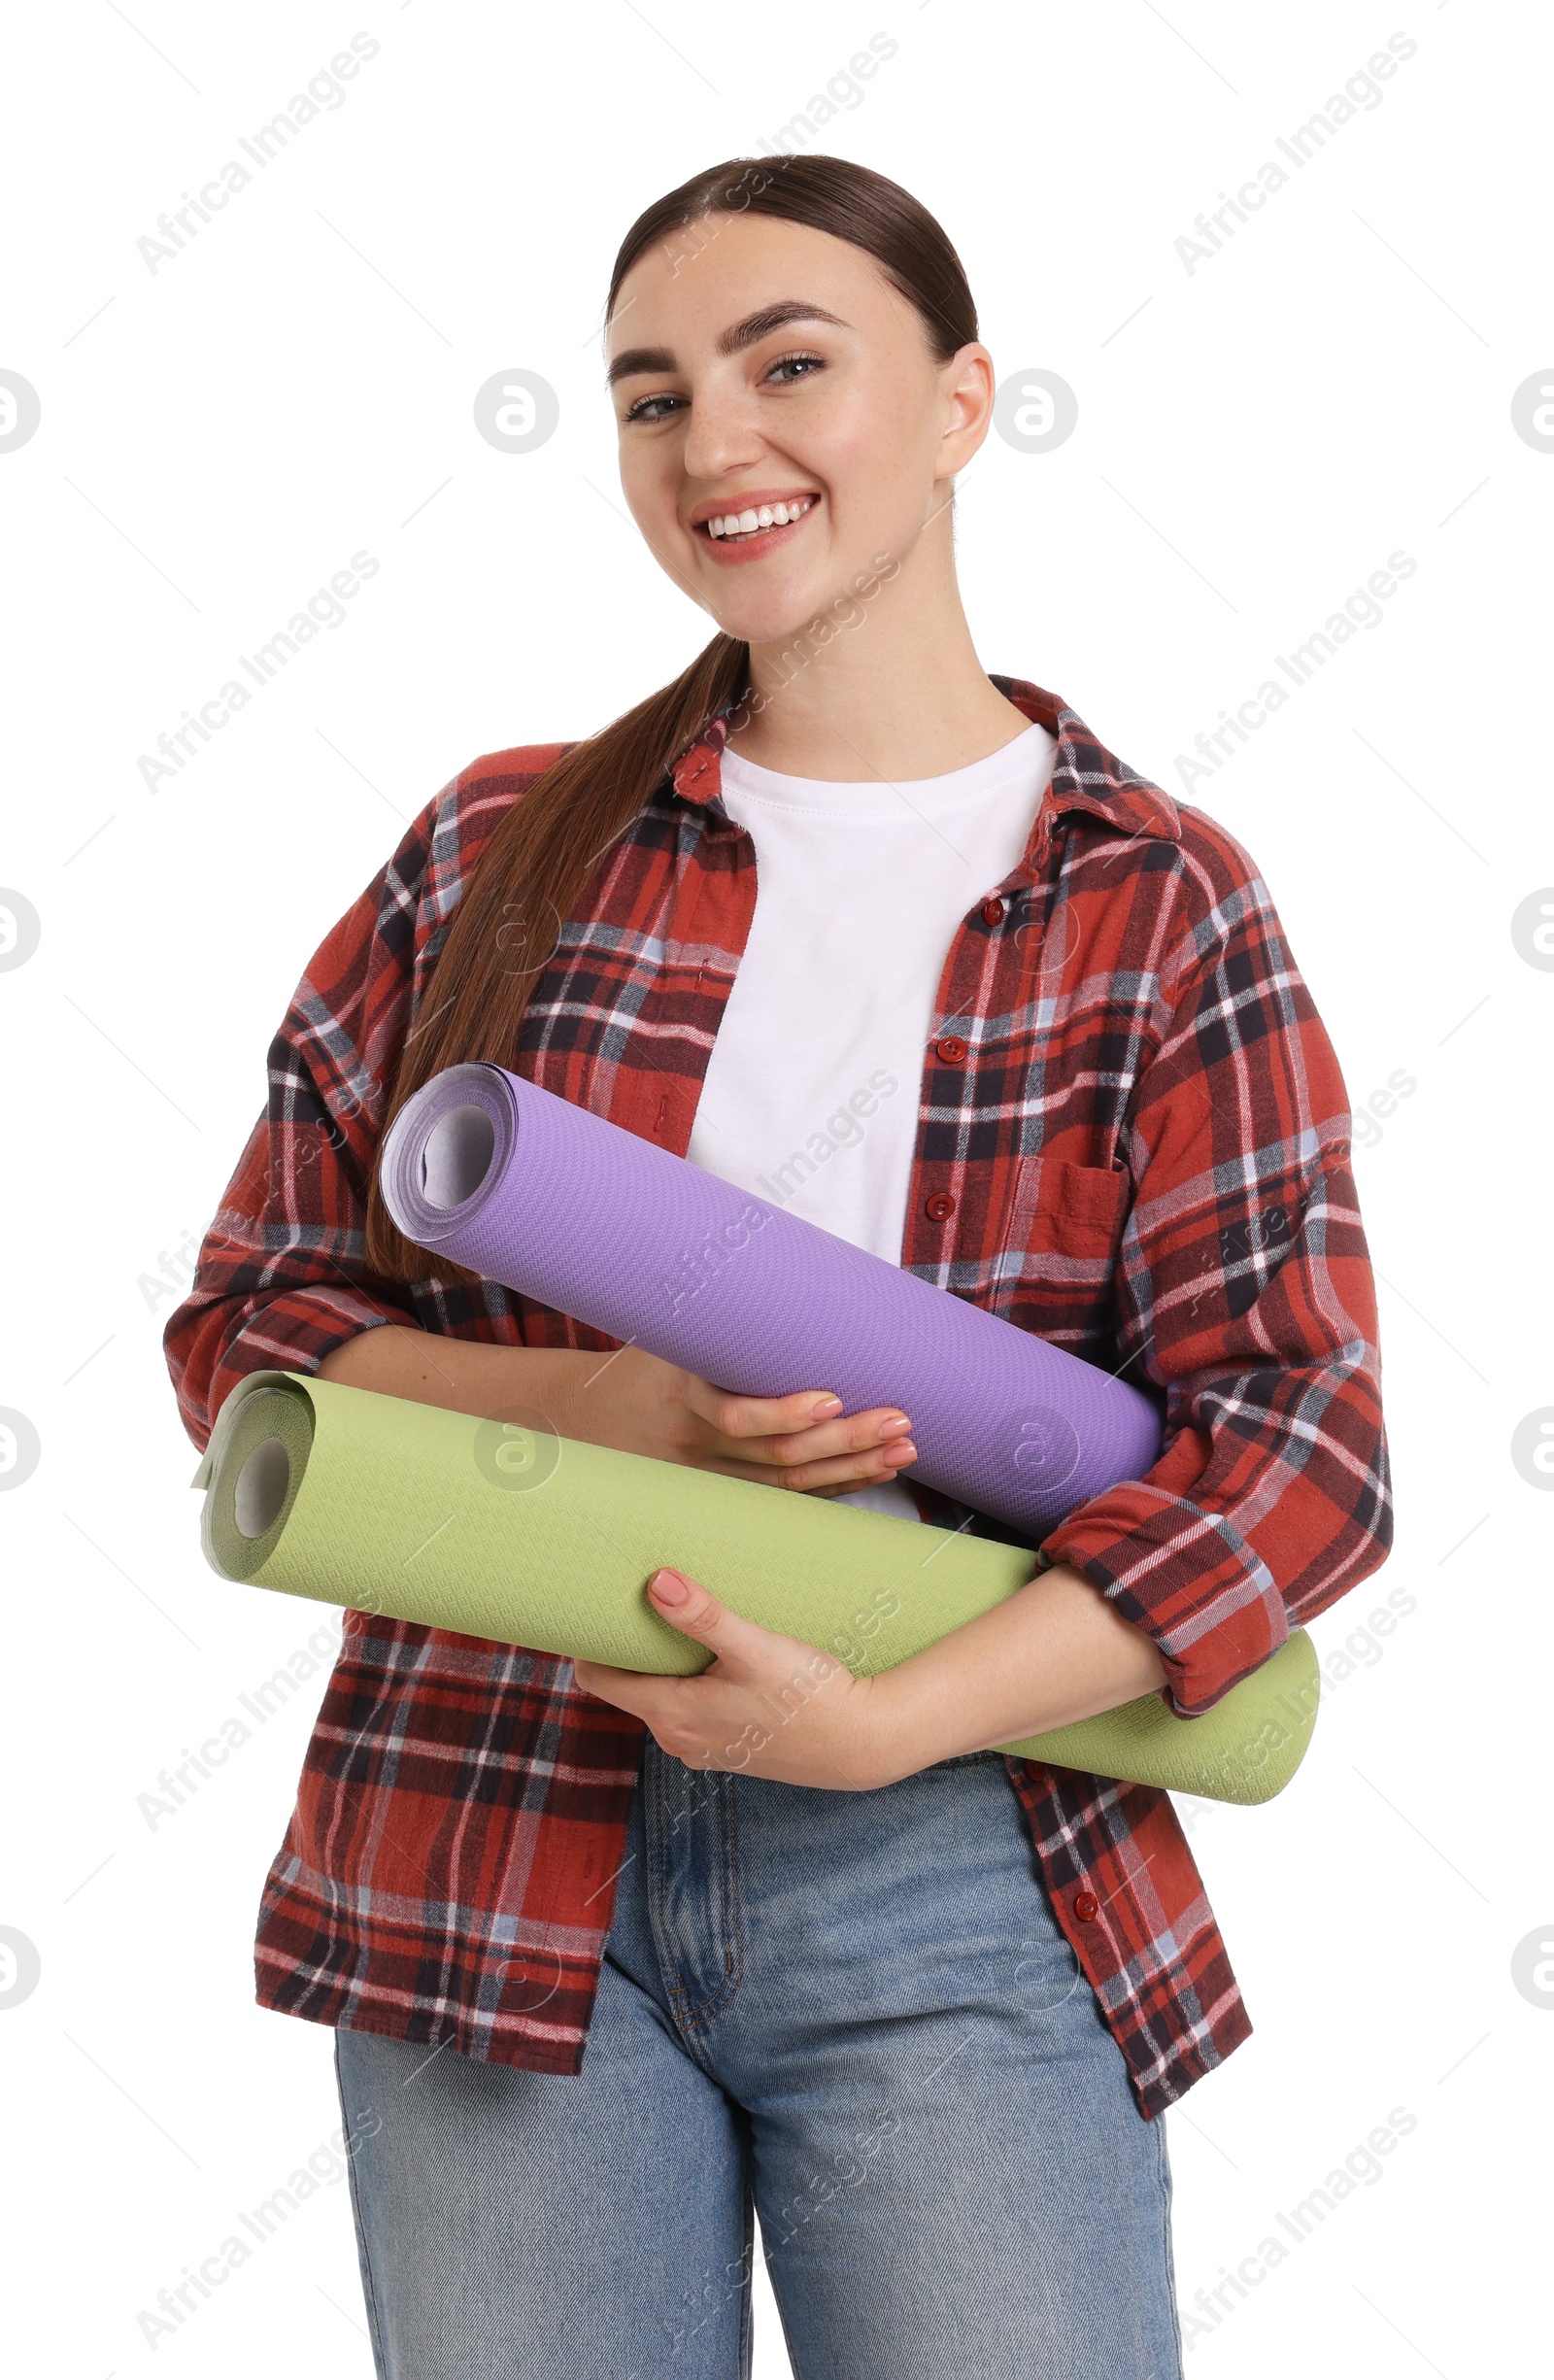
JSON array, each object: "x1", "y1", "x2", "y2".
[
  {"x1": 812, "y1": 1395, "x2": 843, "y2": 1416},
  {"x1": 877, "y1": 1413, "x2": 910, "y2": 1437},
  {"x1": 650, "y1": 1569, "x2": 692, "y2": 1605},
  {"x1": 887, "y1": 1441, "x2": 917, "y2": 1463}
]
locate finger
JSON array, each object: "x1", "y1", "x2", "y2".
[
  {"x1": 679, "y1": 1378, "x2": 851, "y2": 1443},
  {"x1": 690, "y1": 1387, "x2": 917, "y2": 1474},
  {"x1": 572, "y1": 1656, "x2": 651, "y2": 1698},
  {"x1": 646, "y1": 1566, "x2": 736, "y2": 1640},
  {"x1": 572, "y1": 1657, "x2": 714, "y2": 1751},
  {"x1": 694, "y1": 1436, "x2": 919, "y2": 1495},
  {"x1": 753, "y1": 1408, "x2": 917, "y2": 1473},
  {"x1": 643, "y1": 1569, "x2": 784, "y2": 1677},
  {"x1": 778, "y1": 1438, "x2": 918, "y2": 1492}
]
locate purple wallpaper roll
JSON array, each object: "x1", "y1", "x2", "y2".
[{"x1": 381, "y1": 1063, "x2": 1164, "y2": 1537}]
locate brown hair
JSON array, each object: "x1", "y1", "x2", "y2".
[{"x1": 363, "y1": 153, "x2": 979, "y2": 1283}]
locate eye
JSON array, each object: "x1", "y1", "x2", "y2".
[
  {"x1": 620, "y1": 348, "x2": 826, "y2": 425},
  {"x1": 764, "y1": 350, "x2": 825, "y2": 386},
  {"x1": 622, "y1": 389, "x2": 686, "y2": 425}
]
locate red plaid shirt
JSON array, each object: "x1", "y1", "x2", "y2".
[{"x1": 164, "y1": 674, "x2": 1391, "y2": 2121}]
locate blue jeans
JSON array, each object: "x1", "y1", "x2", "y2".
[{"x1": 334, "y1": 1739, "x2": 1185, "y2": 2378}]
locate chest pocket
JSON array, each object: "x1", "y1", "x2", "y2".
[
  {"x1": 996, "y1": 1153, "x2": 1130, "y2": 1345},
  {"x1": 1014, "y1": 1154, "x2": 1128, "y2": 1257}
]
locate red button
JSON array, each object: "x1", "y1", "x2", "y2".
[
  {"x1": 934, "y1": 1036, "x2": 966, "y2": 1064},
  {"x1": 981, "y1": 897, "x2": 1006, "y2": 926},
  {"x1": 1072, "y1": 1890, "x2": 1099, "y2": 1922},
  {"x1": 924, "y1": 1191, "x2": 956, "y2": 1222}
]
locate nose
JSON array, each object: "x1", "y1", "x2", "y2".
[{"x1": 679, "y1": 369, "x2": 767, "y2": 486}]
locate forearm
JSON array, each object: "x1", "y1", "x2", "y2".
[
  {"x1": 316, "y1": 1321, "x2": 595, "y2": 1431},
  {"x1": 870, "y1": 1559, "x2": 1168, "y2": 1782}
]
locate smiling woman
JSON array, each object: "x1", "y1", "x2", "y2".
[{"x1": 165, "y1": 150, "x2": 1391, "y2": 2380}]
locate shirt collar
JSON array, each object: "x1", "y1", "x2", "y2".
[{"x1": 665, "y1": 672, "x2": 1181, "y2": 876}]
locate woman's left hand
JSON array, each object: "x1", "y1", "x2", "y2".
[{"x1": 571, "y1": 1569, "x2": 894, "y2": 1790}]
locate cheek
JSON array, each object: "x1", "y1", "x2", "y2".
[
  {"x1": 617, "y1": 443, "x2": 684, "y2": 549},
  {"x1": 813, "y1": 382, "x2": 940, "y2": 530}
]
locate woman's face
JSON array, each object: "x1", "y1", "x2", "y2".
[{"x1": 607, "y1": 210, "x2": 993, "y2": 648}]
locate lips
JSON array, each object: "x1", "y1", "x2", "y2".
[{"x1": 692, "y1": 492, "x2": 822, "y2": 565}]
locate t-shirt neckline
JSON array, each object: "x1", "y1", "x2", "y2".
[{"x1": 717, "y1": 722, "x2": 1053, "y2": 823}]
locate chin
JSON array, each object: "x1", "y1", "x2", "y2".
[{"x1": 703, "y1": 579, "x2": 853, "y2": 651}]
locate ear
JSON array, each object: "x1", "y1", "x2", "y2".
[{"x1": 935, "y1": 342, "x2": 997, "y2": 480}]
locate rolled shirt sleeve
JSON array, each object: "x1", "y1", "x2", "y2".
[{"x1": 1037, "y1": 859, "x2": 1394, "y2": 1717}]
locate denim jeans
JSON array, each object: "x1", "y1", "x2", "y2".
[{"x1": 334, "y1": 1737, "x2": 1185, "y2": 2378}]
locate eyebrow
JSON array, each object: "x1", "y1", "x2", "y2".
[{"x1": 606, "y1": 300, "x2": 853, "y2": 388}]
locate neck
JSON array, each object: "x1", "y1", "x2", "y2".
[{"x1": 724, "y1": 503, "x2": 1031, "y2": 781}]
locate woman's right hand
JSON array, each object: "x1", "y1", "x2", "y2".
[{"x1": 558, "y1": 1343, "x2": 918, "y2": 1498}]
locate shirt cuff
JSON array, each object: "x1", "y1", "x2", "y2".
[
  {"x1": 1040, "y1": 1483, "x2": 1291, "y2": 1718},
  {"x1": 197, "y1": 1288, "x2": 408, "y2": 1449}
]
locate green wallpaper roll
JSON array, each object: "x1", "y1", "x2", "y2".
[{"x1": 191, "y1": 1371, "x2": 1319, "y2": 1804}]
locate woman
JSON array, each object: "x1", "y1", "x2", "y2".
[{"x1": 165, "y1": 154, "x2": 1391, "y2": 2378}]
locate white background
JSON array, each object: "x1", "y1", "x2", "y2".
[{"x1": 1, "y1": 2, "x2": 1549, "y2": 2371}]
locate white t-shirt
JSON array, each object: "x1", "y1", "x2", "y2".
[{"x1": 686, "y1": 719, "x2": 1058, "y2": 1520}]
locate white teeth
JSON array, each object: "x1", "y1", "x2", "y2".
[{"x1": 705, "y1": 496, "x2": 814, "y2": 539}]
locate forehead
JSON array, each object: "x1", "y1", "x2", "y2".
[{"x1": 607, "y1": 211, "x2": 901, "y2": 355}]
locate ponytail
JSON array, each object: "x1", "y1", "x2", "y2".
[{"x1": 362, "y1": 629, "x2": 748, "y2": 1284}]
